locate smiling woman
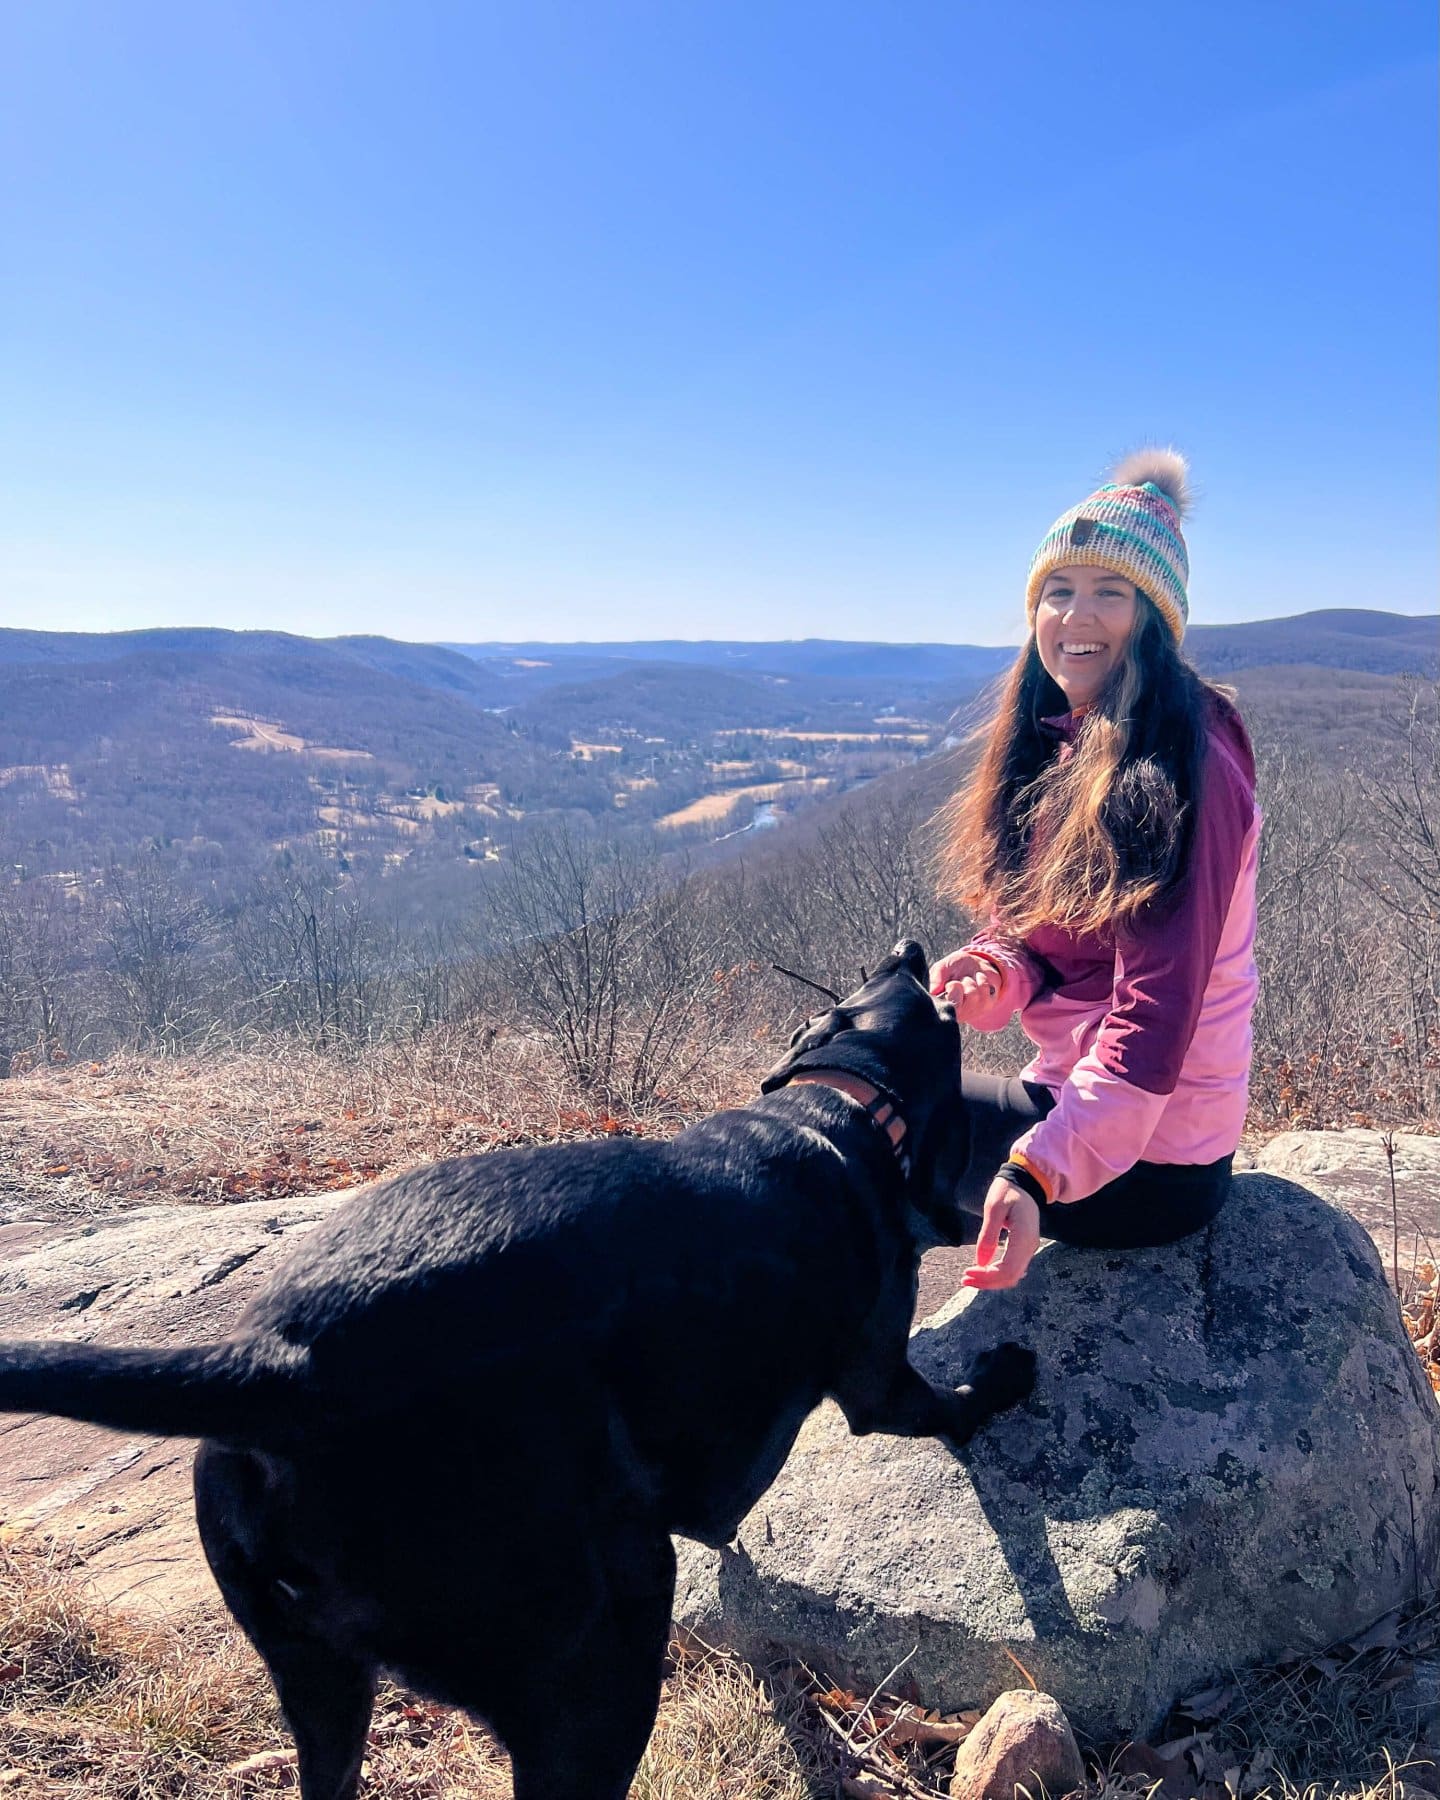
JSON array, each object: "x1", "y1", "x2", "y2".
[
  {"x1": 928, "y1": 450, "x2": 1261, "y2": 1292},
  {"x1": 1033, "y1": 566, "x2": 1138, "y2": 706}
]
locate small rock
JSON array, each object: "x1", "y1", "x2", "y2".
[{"x1": 949, "y1": 1690, "x2": 1084, "y2": 1800}]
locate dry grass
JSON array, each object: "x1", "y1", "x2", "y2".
[
  {"x1": 657, "y1": 782, "x2": 791, "y2": 830},
  {"x1": 633, "y1": 1650, "x2": 838, "y2": 1800},
  {"x1": 0, "y1": 1541, "x2": 1435, "y2": 1799},
  {"x1": 0, "y1": 1541, "x2": 282, "y2": 1798},
  {"x1": 0, "y1": 1548, "x2": 832, "y2": 1799},
  {"x1": 0, "y1": 1026, "x2": 766, "y2": 1221}
]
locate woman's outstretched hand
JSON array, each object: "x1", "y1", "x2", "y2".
[
  {"x1": 928, "y1": 949, "x2": 1000, "y2": 1022},
  {"x1": 961, "y1": 1178, "x2": 1041, "y2": 1290}
]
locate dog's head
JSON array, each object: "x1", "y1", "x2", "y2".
[{"x1": 761, "y1": 940, "x2": 969, "y2": 1244}]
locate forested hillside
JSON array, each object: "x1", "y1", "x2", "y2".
[
  {"x1": 2, "y1": 612, "x2": 1432, "y2": 883},
  {"x1": 0, "y1": 610, "x2": 1434, "y2": 1138}
]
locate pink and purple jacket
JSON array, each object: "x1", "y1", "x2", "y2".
[{"x1": 961, "y1": 697, "x2": 1260, "y2": 1207}]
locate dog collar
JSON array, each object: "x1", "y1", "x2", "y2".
[{"x1": 787, "y1": 1071, "x2": 912, "y2": 1180}]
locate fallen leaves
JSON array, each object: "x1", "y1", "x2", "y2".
[
  {"x1": 1110, "y1": 1729, "x2": 1269, "y2": 1800},
  {"x1": 790, "y1": 1596, "x2": 1440, "y2": 1799},
  {"x1": 216, "y1": 1151, "x2": 384, "y2": 1201},
  {"x1": 1139, "y1": 1601, "x2": 1438, "y2": 1797},
  {"x1": 805, "y1": 1672, "x2": 982, "y2": 1796},
  {"x1": 1405, "y1": 1260, "x2": 1440, "y2": 1396}
]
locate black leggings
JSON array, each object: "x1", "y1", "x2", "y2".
[{"x1": 955, "y1": 1071, "x2": 1232, "y2": 1249}]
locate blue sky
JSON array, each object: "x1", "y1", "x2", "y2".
[{"x1": 2, "y1": 1, "x2": 1435, "y2": 644}]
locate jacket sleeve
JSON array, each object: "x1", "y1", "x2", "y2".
[
  {"x1": 959, "y1": 927, "x2": 1049, "y2": 1032},
  {"x1": 1009, "y1": 731, "x2": 1256, "y2": 1205}
]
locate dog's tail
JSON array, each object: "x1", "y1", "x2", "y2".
[{"x1": 0, "y1": 1335, "x2": 310, "y2": 1453}]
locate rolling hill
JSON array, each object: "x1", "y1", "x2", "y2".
[{"x1": 0, "y1": 610, "x2": 1431, "y2": 879}]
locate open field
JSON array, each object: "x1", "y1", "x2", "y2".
[
  {"x1": 706, "y1": 758, "x2": 810, "y2": 777},
  {"x1": 0, "y1": 767, "x2": 77, "y2": 802},
  {"x1": 210, "y1": 715, "x2": 372, "y2": 760},
  {"x1": 658, "y1": 780, "x2": 806, "y2": 829},
  {"x1": 713, "y1": 727, "x2": 932, "y2": 744}
]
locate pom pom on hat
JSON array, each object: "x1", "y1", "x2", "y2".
[
  {"x1": 1109, "y1": 446, "x2": 1192, "y2": 520},
  {"x1": 1025, "y1": 447, "x2": 1193, "y2": 642}
]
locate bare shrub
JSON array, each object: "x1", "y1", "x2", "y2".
[
  {"x1": 482, "y1": 825, "x2": 753, "y2": 1108},
  {"x1": 1349, "y1": 678, "x2": 1440, "y2": 1122},
  {"x1": 0, "y1": 876, "x2": 87, "y2": 1072},
  {"x1": 1250, "y1": 683, "x2": 1440, "y2": 1130},
  {"x1": 226, "y1": 861, "x2": 400, "y2": 1049},
  {"x1": 739, "y1": 787, "x2": 966, "y2": 1000},
  {"x1": 1249, "y1": 742, "x2": 1370, "y2": 1126},
  {"x1": 98, "y1": 853, "x2": 219, "y2": 1053}
]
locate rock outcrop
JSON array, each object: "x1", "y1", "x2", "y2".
[
  {"x1": 2, "y1": 1131, "x2": 1437, "y2": 1737},
  {"x1": 1240, "y1": 1130, "x2": 1440, "y2": 1272},
  {"x1": 674, "y1": 1173, "x2": 1440, "y2": 1740},
  {"x1": 0, "y1": 1196, "x2": 341, "y2": 1614}
]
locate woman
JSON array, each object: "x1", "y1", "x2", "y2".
[{"x1": 931, "y1": 449, "x2": 1259, "y2": 1291}]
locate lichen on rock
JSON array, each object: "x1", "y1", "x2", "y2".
[{"x1": 674, "y1": 1172, "x2": 1440, "y2": 1740}]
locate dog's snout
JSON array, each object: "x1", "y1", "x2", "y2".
[{"x1": 890, "y1": 940, "x2": 929, "y2": 984}]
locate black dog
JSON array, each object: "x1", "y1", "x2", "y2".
[{"x1": 0, "y1": 941, "x2": 1033, "y2": 1800}]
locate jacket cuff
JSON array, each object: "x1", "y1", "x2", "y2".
[
  {"x1": 955, "y1": 939, "x2": 1028, "y2": 1031},
  {"x1": 969, "y1": 950, "x2": 1008, "y2": 993},
  {"x1": 998, "y1": 1156, "x2": 1049, "y2": 1207}
]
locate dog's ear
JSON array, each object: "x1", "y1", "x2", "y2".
[
  {"x1": 889, "y1": 940, "x2": 928, "y2": 984},
  {"x1": 761, "y1": 1008, "x2": 849, "y2": 1092}
]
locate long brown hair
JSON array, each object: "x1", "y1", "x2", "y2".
[{"x1": 936, "y1": 596, "x2": 1225, "y2": 937}]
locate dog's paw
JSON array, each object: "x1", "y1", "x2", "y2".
[{"x1": 966, "y1": 1341, "x2": 1036, "y2": 1415}]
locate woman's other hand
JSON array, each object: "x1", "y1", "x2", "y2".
[
  {"x1": 928, "y1": 949, "x2": 1001, "y2": 1022},
  {"x1": 960, "y1": 1178, "x2": 1041, "y2": 1290}
]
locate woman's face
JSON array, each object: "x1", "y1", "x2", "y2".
[{"x1": 1034, "y1": 565, "x2": 1138, "y2": 706}]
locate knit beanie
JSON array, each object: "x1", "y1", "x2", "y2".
[{"x1": 1025, "y1": 448, "x2": 1193, "y2": 643}]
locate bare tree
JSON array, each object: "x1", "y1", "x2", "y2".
[
  {"x1": 99, "y1": 853, "x2": 215, "y2": 1051},
  {"x1": 1345, "y1": 678, "x2": 1440, "y2": 1121},
  {"x1": 738, "y1": 786, "x2": 965, "y2": 998},
  {"x1": 228, "y1": 862, "x2": 397, "y2": 1048},
  {"x1": 0, "y1": 875, "x2": 86, "y2": 1070},
  {"x1": 484, "y1": 824, "x2": 744, "y2": 1106}
]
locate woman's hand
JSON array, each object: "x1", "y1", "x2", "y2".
[
  {"x1": 960, "y1": 1178, "x2": 1041, "y2": 1290},
  {"x1": 928, "y1": 949, "x2": 1001, "y2": 1022}
]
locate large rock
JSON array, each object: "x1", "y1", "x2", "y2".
[
  {"x1": 674, "y1": 1173, "x2": 1440, "y2": 1740},
  {"x1": 0, "y1": 1196, "x2": 341, "y2": 1615}
]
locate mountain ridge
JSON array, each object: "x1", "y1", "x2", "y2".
[{"x1": 1, "y1": 609, "x2": 1431, "y2": 881}]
